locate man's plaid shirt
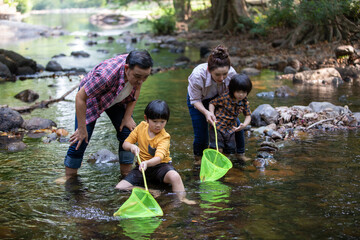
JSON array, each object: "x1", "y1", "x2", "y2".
[
  {"x1": 210, "y1": 92, "x2": 251, "y2": 134},
  {"x1": 80, "y1": 54, "x2": 136, "y2": 125}
]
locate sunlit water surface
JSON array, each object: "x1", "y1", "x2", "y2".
[{"x1": 0, "y1": 12, "x2": 359, "y2": 239}]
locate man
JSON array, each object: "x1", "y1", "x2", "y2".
[{"x1": 65, "y1": 50, "x2": 153, "y2": 178}]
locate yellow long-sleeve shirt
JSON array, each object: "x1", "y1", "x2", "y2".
[{"x1": 125, "y1": 121, "x2": 171, "y2": 163}]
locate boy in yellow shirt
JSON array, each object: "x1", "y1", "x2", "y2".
[{"x1": 115, "y1": 100, "x2": 194, "y2": 204}]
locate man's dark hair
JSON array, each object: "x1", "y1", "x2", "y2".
[
  {"x1": 144, "y1": 100, "x2": 170, "y2": 121},
  {"x1": 229, "y1": 74, "x2": 252, "y2": 98},
  {"x1": 126, "y1": 50, "x2": 153, "y2": 69}
]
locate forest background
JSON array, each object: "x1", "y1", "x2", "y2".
[{"x1": 4, "y1": 0, "x2": 360, "y2": 49}]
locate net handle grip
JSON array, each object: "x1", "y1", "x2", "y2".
[
  {"x1": 136, "y1": 154, "x2": 149, "y2": 192},
  {"x1": 213, "y1": 122, "x2": 218, "y2": 152}
]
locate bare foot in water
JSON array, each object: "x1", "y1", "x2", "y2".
[
  {"x1": 181, "y1": 198, "x2": 196, "y2": 205},
  {"x1": 54, "y1": 176, "x2": 68, "y2": 184}
]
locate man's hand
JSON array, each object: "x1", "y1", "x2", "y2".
[
  {"x1": 120, "y1": 116, "x2": 136, "y2": 132},
  {"x1": 69, "y1": 127, "x2": 88, "y2": 150}
]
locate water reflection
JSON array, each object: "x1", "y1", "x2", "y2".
[{"x1": 118, "y1": 217, "x2": 162, "y2": 240}]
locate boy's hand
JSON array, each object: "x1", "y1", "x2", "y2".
[
  {"x1": 139, "y1": 161, "x2": 148, "y2": 171},
  {"x1": 130, "y1": 144, "x2": 140, "y2": 156}
]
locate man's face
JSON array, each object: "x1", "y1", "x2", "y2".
[{"x1": 125, "y1": 65, "x2": 151, "y2": 87}]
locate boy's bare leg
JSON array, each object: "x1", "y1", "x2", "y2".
[
  {"x1": 115, "y1": 179, "x2": 133, "y2": 190},
  {"x1": 164, "y1": 170, "x2": 196, "y2": 204}
]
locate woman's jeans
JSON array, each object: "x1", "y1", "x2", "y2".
[
  {"x1": 64, "y1": 104, "x2": 134, "y2": 169},
  {"x1": 187, "y1": 94, "x2": 245, "y2": 157}
]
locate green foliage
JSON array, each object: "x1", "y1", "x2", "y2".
[
  {"x1": 150, "y1": 8, "x2": 176, "y2": 35},
  {"x1": 266, "y1": 0, "x2": 297, "y2": 28},
  {"x1": 31, "y1": 0, "x2": 106, "y2": 10},
  {"x1": 190, "y1": 18, "x2": 209, "y2": 30},
  {"x1": 4, "y1": 0, "x2": 31, "y2": 13},
  {"x1": 266, "y1": 0, "x2": 359, "y2": 28}
]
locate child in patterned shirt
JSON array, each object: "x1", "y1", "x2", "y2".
[{"x1": 209, "y1": 74, "x2": 252, "y2": 161}]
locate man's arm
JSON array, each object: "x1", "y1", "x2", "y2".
[
  {"x1": 119, "y1": 87, "x2": 140, "y2": 131},
  {"x1": 69, "y1": 87, "x2": 88, "y2": 150}
]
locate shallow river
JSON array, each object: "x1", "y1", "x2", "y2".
[{"x1": 0, "y1": 12, "x2": 359, "y2": 239}]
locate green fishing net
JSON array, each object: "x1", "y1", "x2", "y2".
[
  {"x1": 200, "y1": 149, "x2": 233, "y2": 182},
  {"x1": 114, "y1": 187, "x2": 163, "y2": 218}
]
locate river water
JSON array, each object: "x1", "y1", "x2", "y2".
[{"x1": 0, "y1": 12, "x2": 359, "y2": 239}]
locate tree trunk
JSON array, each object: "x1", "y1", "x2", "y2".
[
  {"x1": 173, "y1": 0, "x2": 192, "y2": 21},
  {"x1": 211, "y1": 0, "x2": 249, "y2": 32}
]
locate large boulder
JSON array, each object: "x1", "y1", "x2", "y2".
[
  {"x1": 0, "y1": 62, "x2": 12, "y2": 79},
  {"x1": 293, "y1": 68, "x2": 343, "y2": 85},
  {"x1": 308, "y1": 102, "x2": 349, "y2": 114},
  {"x1": 0, "y1": 49, "x2": 37, "y2": 75},
  {"x1": 23, "y1": 117, "x2": 57, "y2": 130},
  {"x1": 0, "y1": 107, "x2": 24, "y2": 132},
  {"x1": 251, "y1": 104, "x2": 279, "y2": 127}
]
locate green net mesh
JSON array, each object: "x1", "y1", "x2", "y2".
[
  {"x1": 200, "y1": 149, "x2": 233, "y2": 182},
  {"x1": 114, "y1": 187, "x2": 163, "y2": 218}
]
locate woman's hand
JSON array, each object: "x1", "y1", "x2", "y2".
[
  {"x1": 139, "y1": 161, "x2": 148, "y2": 171},
  {"x1": 69, "y1": 127, "x2": 88, "y2": 150},
  {"x1": 119, "y1": 116, "x2": 136, "y2": 132},
  {"x1": 205, "y1": 111, "x2": 217, "y2": 125}
]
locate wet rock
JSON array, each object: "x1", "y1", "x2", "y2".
[
  {"x1": 85, "y1": 40, "x2": 97, "y2": 46},
  {"x1": 269, "y1": 59, "x2": 287, "y2": 72},
  {"x1": 352, "y1": 112, "x2": 360, "y2": 126},
  {"x1": 23, "y1": 117, "x2": 57, "y2": 130},
  {"x1": 271, "y1": 39, "x2": 283, "y2": 48},
  {"x1": 52, "y1": 53, "x2": 66, "y2": 58},
  {"x1": 251, "y1": 104, "x2": 279, "y2": 127},
  {"x1": 0, "y1": 107, "x2": 24, "y2": 132},
  {"x1": 288, "y1": 58, "x2": 301, "y2": 71},
  {"x1": 257, "y1": 151, "x2": 274, "y2": 159},
  {"x1": 293, "y1": 68, "x2": 343, "y2": 85},
  {"x1": 0, "y1": 62, "x2": 12, "y2": 79},
  {"x1": 335, "y1": 45, "x2": 355, "y2": 58},
  {"x1": 253, "y1": 158, "x2": 266, "y2": 168},
  {"x1": 274, "y1": 86, "x2": 297, "y2": 97},
  {"x1": 308, "y1": 102, "x2": 347, "y2": 114},
  {"x1": 45, "y1": 60, "x2": 63, "y2": 72},
  {"x1": 0, "y1": 49, "x2": 37, "y2": 76},
  {"x1": 88, "y1": 149, "x2": 119, "y2": 164},
  {"x1": 258, "y1": 146, "x2": 278, "y2": 152},
  {"x1": 7, "y1": 141, "x2": 27, "y2": 152},
  {"x1": 241, "y1": 67, "x2": 260, "y2": 76},
  {"x1": 14, "y1": 89, "x2": 39, "y2": 103},
  {"x1": 260, "y1": 141, "x2": 278, "y2": 150},
  {"x1": 71, "y1": 51, "x2": 90, "y2": 58},
  {"x1": 284, "y1": 66, "x2": 297, "y2": 74}
]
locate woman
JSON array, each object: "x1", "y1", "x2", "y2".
[{"x1": 187, "y1": 45, "x2": 250, "y2": 164}]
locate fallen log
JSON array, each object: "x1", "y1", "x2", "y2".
[{"x1": 4, "y1": 83, "x2": 79, "y2": 114}]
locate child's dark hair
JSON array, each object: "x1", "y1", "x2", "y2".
[
  {"x1": 144, "y1": 100, "x2": 170, "y2": 121},
  {"x1": 229, "y1": 74, "x2": 252, "y2": 98}
]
